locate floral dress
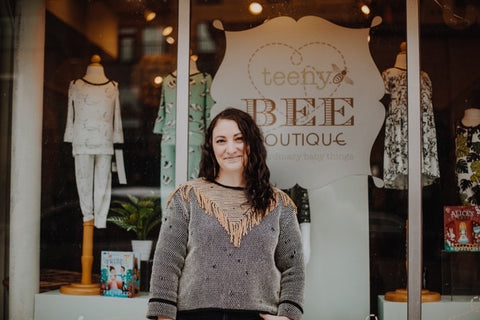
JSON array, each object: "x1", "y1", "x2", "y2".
[
  {"x1": 153, "y1": 72, "x2": 215, "y2": 211},
  {"x1": 455, "y1": 122, "x2": 480, "y2": 205},
  {"x1": 381, "y1": 67, "x2": 440, "y2": 189}
]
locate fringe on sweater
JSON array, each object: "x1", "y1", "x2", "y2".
[{"x1": 167, "y1": 179, "x2": 296, "y2": 247}]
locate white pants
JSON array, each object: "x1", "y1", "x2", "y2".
[{"x1": 74, "y1": 154, "x2": 112, "y2": 228}]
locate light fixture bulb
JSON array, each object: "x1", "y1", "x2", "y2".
[
  {"x1": 162, "y1": 26, "x2": 173, "y2": 36},
  {"x1": 249, "y1": 2, "x2": 263, "y2": 15},
  {"x1": 154, "y1": 76, "x2": 163, "y2": 86},
  {"x1": 361, "y1": 4, "x2": 370, "y2": 15},
  {"x1": 144, "y1": 10, "x2": 156, "y2": 22}
]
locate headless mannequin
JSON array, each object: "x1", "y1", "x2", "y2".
[
  {"x1": 83, "y1": 55, "x2": 109, "y2": 83},
  {"x1": 461, "y1": 108, "x2": 480, "y2": 127},
  {"x1": 61, "y1": 54, "x2": 124, "y2": 295},
  {"x1": 394, "y1": 41, "x2": 407, "y2": 70}
]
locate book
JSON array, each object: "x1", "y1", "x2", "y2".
[
  {"x1": 444, "y1": 206, "x2": 480, "y2": 252},
  {"x1": 100, "y1": 251, "x2": 140, "y2": 298}
]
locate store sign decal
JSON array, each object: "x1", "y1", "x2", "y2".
[{"x1": 210, "y1": 16, "x2": 385, "y2": 189}]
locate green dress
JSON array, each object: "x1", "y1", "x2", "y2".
[{"x1": 153, "y1": 72, "x2": 215, "y2": 211}]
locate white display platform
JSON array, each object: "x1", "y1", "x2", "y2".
[
  {"x1": 304, "y1": 176, "x2": 370, "y2": 319},
  {"x1": 378, "y1": 295, "x2": 480, "y2": 320},
  {"x1": 34, "y1": 290, "x2": 149, "y2": 320}
]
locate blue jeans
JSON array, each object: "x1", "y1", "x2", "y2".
[{"x1": 177, "y1": 310, "x2": 263, "y2": 320}]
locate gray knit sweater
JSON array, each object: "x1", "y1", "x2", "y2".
[{"x1": 147, "y1": 178, "x2": 305, "y2": 320}]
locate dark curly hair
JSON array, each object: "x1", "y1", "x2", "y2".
[{"x1": 199, "y1": 107, "x2": 275, "y2": 216}]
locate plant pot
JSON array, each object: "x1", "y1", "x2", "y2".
[{"x1": 131, "y1": 240, "x2": 153, "y2": 261}]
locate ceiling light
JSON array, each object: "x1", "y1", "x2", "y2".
[
  {"x1": 249, "y1": 2, "x2": 263, "y2": 15},
  {"x1": 144, "y1": 10, "x2": 156, "y2": 22},
  {"x1": 361, "y1": 4, "x2": 370, "y2": 15},
  {"x1": 154, "y1": 76, "x2": 163, "y2": 86},
  {"x1": 166, "y1": 36, "x2": 175, "y2": 44},
  {"x1": 162, "y1": 26, "x2": 173, "y2": 37}
]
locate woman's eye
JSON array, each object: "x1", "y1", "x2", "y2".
[
  {"x1": 215, "y1": 139, "x2": 225, "y2": 144},
  {"x1": 235, "y1": 136, "x2": 244, "y2": 142}
]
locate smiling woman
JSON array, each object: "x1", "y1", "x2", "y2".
[{"x1": 147, "y1": 108, "x2": 305, "y2": 320}]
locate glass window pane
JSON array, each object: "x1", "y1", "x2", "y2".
[
  {"x1": 420, "y1": 0, "x2": 480, "y2": 306},
  {"x1": 41, "y1": 0, "x2": 178, "y2": 295},
  {"x1": 11, "y1": 1, "x2": 473, "y2": 320},
  {"x1": 189, "y1": 1, "x2": 412, "y2": 318}
]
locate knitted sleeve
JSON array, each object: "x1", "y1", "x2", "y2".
[
  {"x1": 275, "y1": 204, "x2": 306, "y2": 320},
  {"x1": 147, "y1": 191, "x2": 189, "y2": 319}
]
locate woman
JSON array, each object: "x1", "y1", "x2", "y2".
[{"x1": 147, "y1": 108, "x2": 305, "y2": 320}]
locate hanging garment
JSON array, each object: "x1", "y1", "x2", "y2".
[
  {"x1": 455, "y1": 122, "x2": 480, "y2": 205},
  {"x1": 153, "y1": 72, "x2": 215, "y2": 211},
  {"x1": 381, "y1": 67, "x2": 440, "y2": 189},
  {"x1": 64, "y1": 78, "x2": 124, "y2": 228}
]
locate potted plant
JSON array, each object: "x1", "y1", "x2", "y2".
[{"x1": 107, "y1": 194, "x2": 162, "y2": 261}]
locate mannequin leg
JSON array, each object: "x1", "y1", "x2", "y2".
[
  {"x1": 74, "y1": 154, "x2": 95, "y2": 222},
  {"x1": 93, "y1": 154, "x2": 112, "y2": 229}
]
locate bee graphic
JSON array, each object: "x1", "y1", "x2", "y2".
[{"x1": 332, "y1": 64, "x2": 353, "y2": 85}]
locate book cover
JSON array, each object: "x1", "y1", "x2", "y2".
[
  {"x1": 444, "y1": 206, "x2": 480, "y2": 252},
  {"x1": 100, "y1": 251, "x2": 140, "y2": 298}
]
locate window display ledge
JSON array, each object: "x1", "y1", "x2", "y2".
[
  {"x1": 34, "y1": 290, "x2": 149, "y2": 320},
  {"x1": 378, "y1": 295, "x2": 479, "y2": 320}
]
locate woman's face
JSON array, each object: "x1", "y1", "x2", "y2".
[{"x1": 212, "y1": 119, "x2": 248, "y2": 177}]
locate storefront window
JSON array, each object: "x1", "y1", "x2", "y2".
[
  {"x1": 420, "y1": 0, "x2": 480, "y2": 305},
  {"x1": 188, "y1": 1, "x2": 410, "y2": 318},
  {"x1": 3, "y1": 0, "x2": 480, "y2": 319}
]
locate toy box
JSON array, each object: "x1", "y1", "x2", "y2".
[
  {"x1": 444, "y1": 206, "x2": 480, "y2": 252},
  {"x1": 100, "y1": 251, "x2": 140, "y2": 298}
]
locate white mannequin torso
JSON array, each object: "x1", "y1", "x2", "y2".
[
  {"x1": 83, "y1": 64, "x2": 109, "y2": 83},
  {"x1": 461, "y1": 108, "x2": 480, "y2": 127}
]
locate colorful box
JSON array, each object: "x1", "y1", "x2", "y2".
[
  {"x1": 100, "y1": 251, "x2": 140, "y2": 298},
  {"x1": 444, "y1": 206, "x2": 480, "y2": 252}
]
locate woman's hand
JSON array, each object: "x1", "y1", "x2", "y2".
[{"x1": 259, "y1": 314, "x2": 291, "y2": 320}]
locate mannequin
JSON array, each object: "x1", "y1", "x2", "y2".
[
  {"x1": 381, "y1": 42, "x2": 440, "y2": 190},
  {"x1": 383, "y1": 43, "x2": 441, "y2": 302},
  {"x1": 172, "y1": 55, "x2": 200, "y2": 76},
  {"x1": 461, "y1": 107, "x2": 480, "y2": 127},
  {"x1": 83, "y1": 54, "x2": 109, "y2": 83},
  {"x1": 456, "y1": 90, "x2": 480, "y2": 205},
  {"x1": 154, "y1": 54, "x2": 215, "y2": 212},
  {"x1": 62, "y1": 55, "x2": 125, "y2": 295},
  {"x1": 64, "y1": 54, "x2": 124, "y2": 228}
]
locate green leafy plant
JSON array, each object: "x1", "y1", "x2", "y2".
[{"x1": 107, "y1": 194, "x2": 162, "y2": 240}]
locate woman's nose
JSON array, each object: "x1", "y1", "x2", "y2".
[{"x1": 226, "y1": 141, "x2": 236, "y2": 153}]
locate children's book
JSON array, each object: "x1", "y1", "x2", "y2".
[
  {"x1": 444, "y1": 206, "x2": 480, "y2": 252},
  {"x1": 100, "y1": 251, "x2": 140, "y2": 298}
]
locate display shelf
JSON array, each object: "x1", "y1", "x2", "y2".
[
  {"x1": 34, "y1": 290, "x2": 149, "y2": 320},
  {"x1": 378, "y1": 295, "x2": 480, "y2": 320}
]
